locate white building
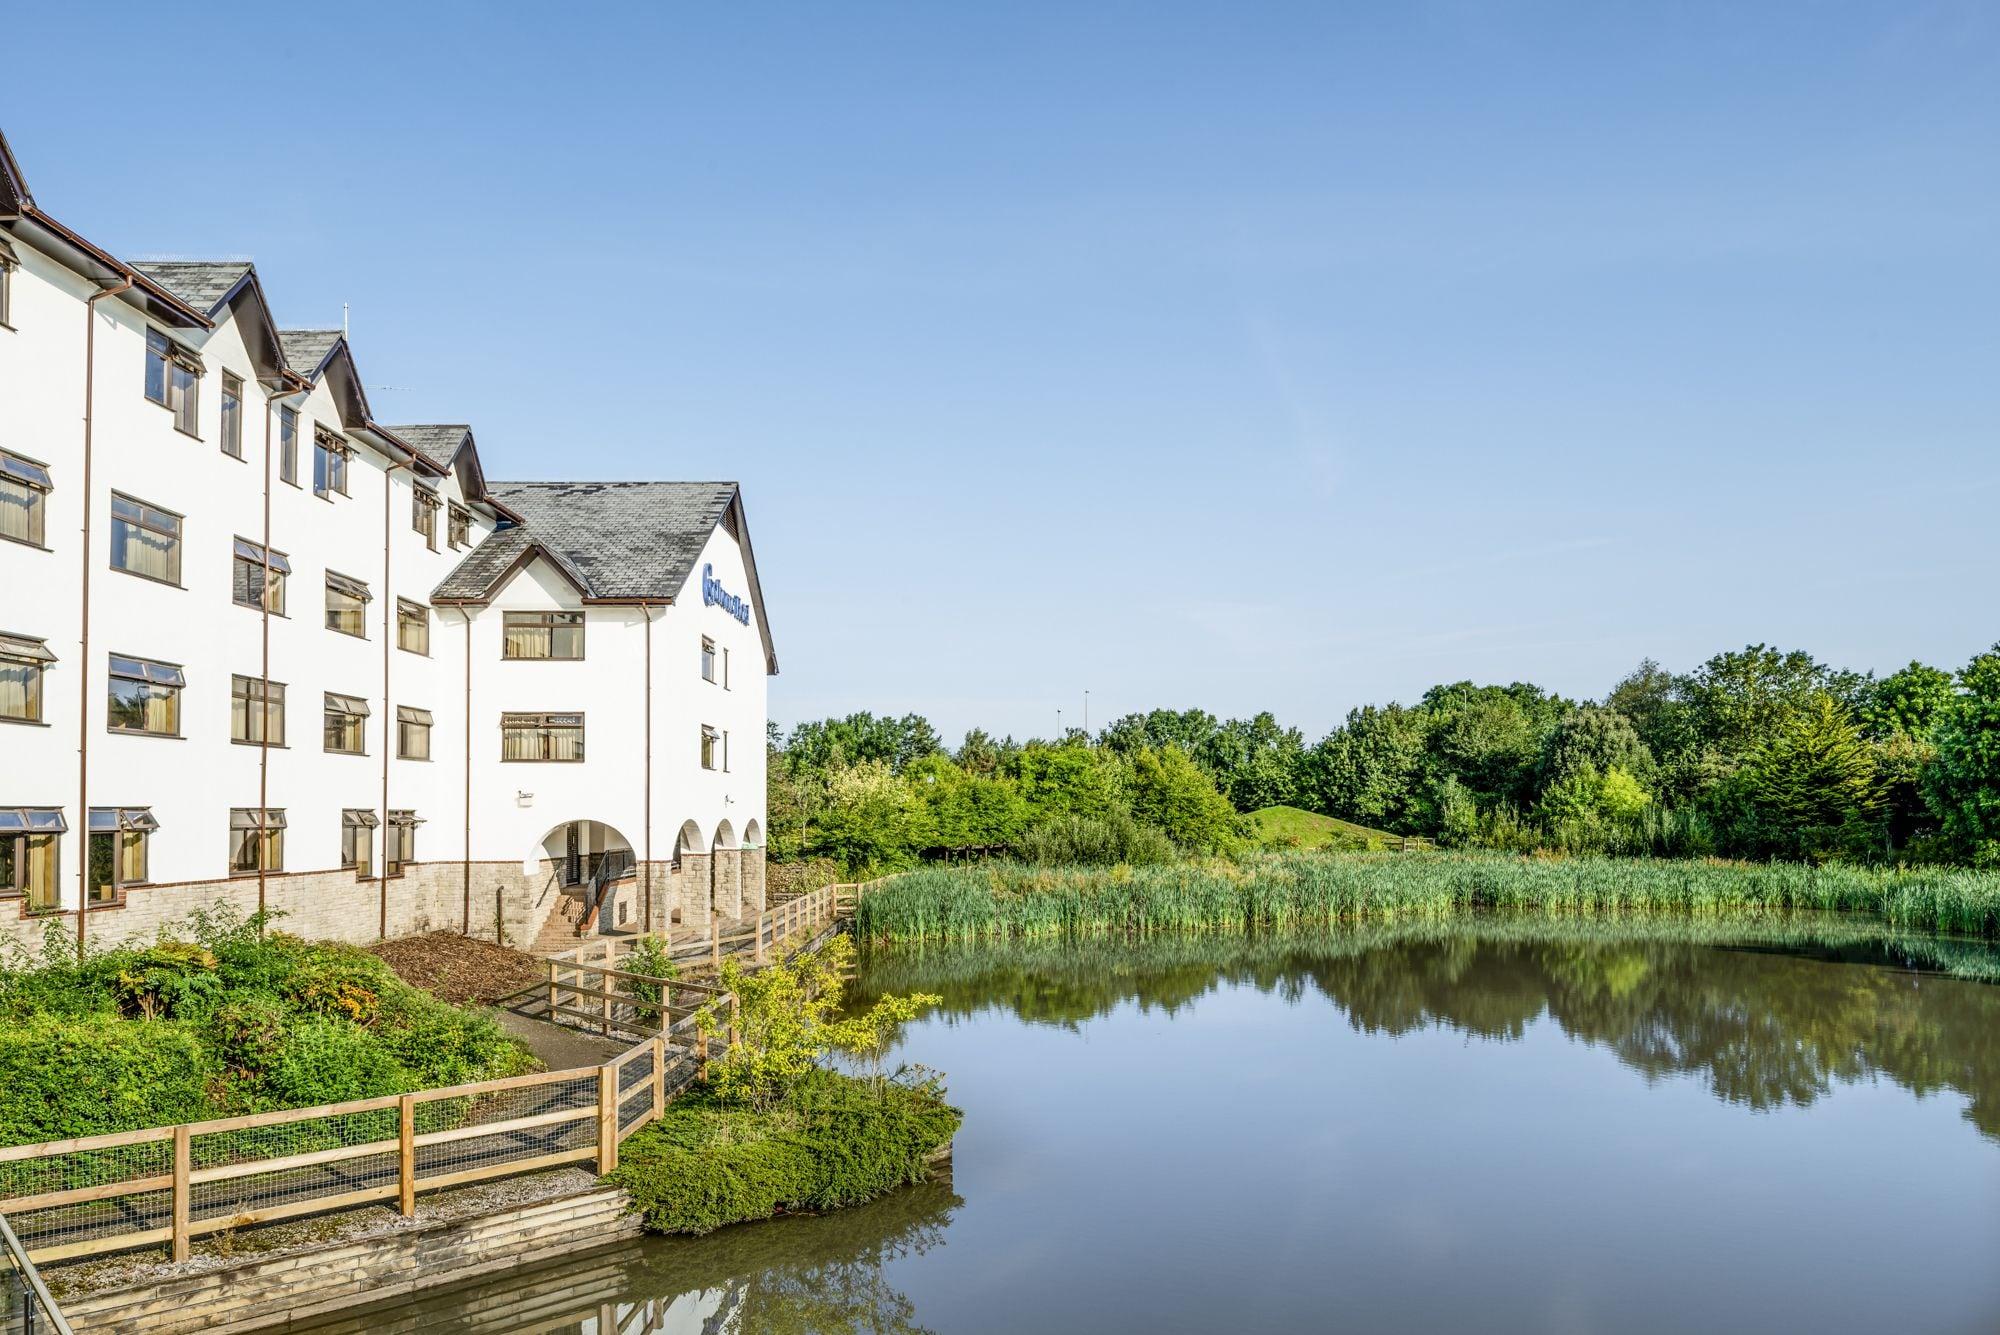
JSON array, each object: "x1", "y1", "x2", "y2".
[{"x1": 0, "y1": 129, "x2": 774, "y2": 956}]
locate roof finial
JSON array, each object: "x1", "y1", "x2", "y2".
[{"x1": 342, "y1": 302, "x2": 349, "y2": 340}]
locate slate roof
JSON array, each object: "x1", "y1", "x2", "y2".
[
  {"x1": 383, "y1": 424, "x2": 471, "y2": 471},
  {"x1": 279, "y1": 329, "x2": 343, "y2": 377},
  {"x1": 129, "y1": 261, "x2": 251, "y2": 315},
  {"x1": 433, "y1": 481, "x2": 739, "y2": 603}
]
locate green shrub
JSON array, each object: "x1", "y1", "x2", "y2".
[
  {"x1": 257, "y1": 1018, "x2": 407, "y2": 1107},
  {"x1": 611, "y1": 1071, "x2": 959, "y2": 1235},
  {"x1": 0, "y1": 1019, "x2": 216, "y2": 1144},
  {"x1": 1016, "y1": 812, "x2": 1175, "y2": 867},
  {"x1": 373, "y1": 988, "x2": 535, "y2": 1088}
]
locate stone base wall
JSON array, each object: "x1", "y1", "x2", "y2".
[{"x1": 59, "y1": 1184, "x2": 640, "y2": 1335}]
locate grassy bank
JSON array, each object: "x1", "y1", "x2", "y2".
[
  {"x1": 854, "y1": 851, "x2": 2000, "y2": 944},
  {"x1": 610, "y1": 1069, "x2": 960, "y2": 1235}
]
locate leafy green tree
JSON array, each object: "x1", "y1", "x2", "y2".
[
  {"x1": 1305, "y1": 703, "x2": 1432, "y2": 833},
  {"x1": 1003, "y1": 741, "x2": 1128, "y2": 824},
  {"x1": 1196, "y1": 713, "x2": 1306, "y2": 811},
  {"x1": 905, "y1": 753, "x2": 1028, "y2": 851},
  {"x1": 1127, "y1": 745, "x2": 1239, "y2": 853},
  {"x1": 812, "y1": 762, "x2": 929, "y2": 871},
  {"x1": 1923, "y1": 645, "x2": 2000, "y2": 865},
  {"x1": 1419, "y1": 681, "x2": 1564, "y2": 812},
  {"x1": 1741, "y1": 694, "x2": 1883, "y2": 859},
  {"x1": 1537, "y1": 707, "x2": 1653, "y2": 793},
  {"x1": 1858, "y1": 661, "x2": 1956, "y2": 740},
  {"x1": 1098, "y1": 708, "x2": 1220, "y2": 761},
  {"x1": 1433, "y1": 776, "x2": 1480, "y2": 848},
  {"x1": 1680, "y1": 645, "x2": 1862, "y2": 763}
]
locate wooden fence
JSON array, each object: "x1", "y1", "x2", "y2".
[{"x1": 0, "y1": 883, "x2": 857, "y2": 1269}]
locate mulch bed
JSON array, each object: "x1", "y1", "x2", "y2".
[{"x1": 369, "y1": 931, "x2": 547, "y2": 1005}]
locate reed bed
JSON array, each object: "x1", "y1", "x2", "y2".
[{"x1": 853, "y1": 852, "x2": 2000, "y2": 945}]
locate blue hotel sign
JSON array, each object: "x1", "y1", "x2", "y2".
[{"x1": 702, "y1": 564, "x2": 751, "y2": 625}]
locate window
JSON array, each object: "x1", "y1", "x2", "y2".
[
  {"x1": 0, "y1": 239, "x2": 13, "y2": 328},
  {"x1": 109, "y1": 493, "x2": 183, "y2": 585},
  {"x1": 701, "y1": 725, "x2": 720, "y2": 771},
  {"x1": 145, "y1": 329, "x2": 202, "y2": 436},
  {"x1": 723, "y1": 646, "x2": 731, "y2": 689},
  {"x1": 0, "y1": 450, "x2": 51, "y2": 548},
  {"x1": 385, "y1": 810, "x2": 420, "y2": 877},
  {"x1": 323, "y1": 692, "x2": 370, "y2": 754},
  {"x1": 412, "y1": 486, "x2": 439, "y2": 550},
  {"x1": 502, "y1": 610, "x2": 584, "y2": 660},
  {"x1": 228, "y1": 808, "x2": 284, "y2": 875},
  {"x1": 312, "y1": 427, "x2": 350, "y2": 498},
  {"x1": 0, "y1": 632, "x2": 54, "y2": 724},
  {"x1": 325, "y1": 572, "x2": 370, "y2": 637},
  {"x1": 701, "y1": 637, "x2": 716, "y2": 683},
  {"x1": 221, "y1": 373, "x2": 243, "y2": 459},
  {"x1": 448, "y1": 503, "x2": 470, "y2": 549},
  {"x1": 230, "y1": 674, "x2": 285, "y2": 746},
  {"x1": 501, "y1": 712, "x2": 584, "y2": 762},
  {"x1": 278, "y1": 406, "x2": 298, "y2": 485},
  {"x1": 397, "y1": 705, "x2": 433, "y2": 760},
  {"x1": 106, "y1": 654, "x2": 183, "y2": 736},
  {"x1": 341, "y1": 809, "x2": 378, "y2": 877},
  {"x1": 0, "y1": 809, "x2": 65, "y2": 912},
  {"x1": 87, "y1": 807, "x2": 156, "y2": 903},
  {"x1": 397, "y1": 599, "x2": 429, "y2": 655},
  {"x1": 232, "y1": 538, "x2": 289, "y2": 614}
]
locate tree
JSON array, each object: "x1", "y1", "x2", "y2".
[
  {"x1": 1196, "y1": 713, "x2": 1306, "y2": 811},
  {"x1": 1741, "y1": 694, "x2": 1883, "y2": 860},
  {"x1": 1004, "y1": 741, "x2": 1128, "y2": 825},
  {"x1": 905, "y1": 754, "x2": 1028, "y2": 851},
  {"x1": 1537, "y1": 707, "x2": 1653, "y2": 794},
  {"x1": 1419, "y1": 681, "x2": 1563, "y2": 813},
  {"x1": 1923, "y1": 645, "x2": 2000, "y2": 865},
  {"x1": 811, "y1": 762, "x2": 929, "y2": 871},
  {"x1": 1858, "y1": 661, "x2": 1955, "y2": 740},
  {"x1": 1680, "y1": 645, "x2": 1861, "y2": 764},
  {"x1": 1127, "y1": 746, "x2": 1239, "y2": 853},
  {"x1": 1305, "y1": 704, "x2": 1432, "y2": 833}
]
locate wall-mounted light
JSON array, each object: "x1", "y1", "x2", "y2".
[{"x1": 516, "y1": 791, "x2": 534, "y2": 808}]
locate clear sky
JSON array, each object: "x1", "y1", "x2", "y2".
[{"x1": 6, "y1": 2, "x2": 1996, "y2": 743}]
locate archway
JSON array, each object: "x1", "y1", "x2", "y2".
[
  {"x1": 711, "y1": 819, "x2": 741, "y2": 919},
  {"x1": 742, "y1": 819, "x2": 762, "y2": 848},
  {"x1": 522, "y1": 817, "x2": 638, "y2": 935}
]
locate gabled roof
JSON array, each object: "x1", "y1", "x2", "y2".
[
  {"x1": 0, "y1": 129, "x2": 31, "y2": 214},
  {"x1": 279, "y1": 329, "x2": 344, "y2": 379},
  {"x1": 385, "y1": 424, "x2": 472, "y2": 471},
  {"x1": 433, "y1": 481, "x2": 777, "y2": 673},
  {"x1": 130, "y1": 260, "x2": 252, "y2": 315}
]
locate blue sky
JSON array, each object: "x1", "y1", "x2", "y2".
[{"x1": 7, "y1": 2, "x2": 1997, "y2": 742}]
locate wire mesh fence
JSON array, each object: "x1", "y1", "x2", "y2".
[{"x1": 0, "y1": 1212, "x2": 73, "y2": 1335}]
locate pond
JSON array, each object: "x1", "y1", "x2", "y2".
[{"x1": 312, "y1": 918, "x2": 2000, "y2": 1333}]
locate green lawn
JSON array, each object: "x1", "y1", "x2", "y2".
[{"x1": 1245, "y1": 805, "x2": 1429, "y2": 851}]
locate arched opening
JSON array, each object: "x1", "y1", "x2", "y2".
[
  {"x1": 742, "y1": 818, "x2": 763, "y2": 848},
  {"x1": 523, "y1": 818, "x2": 638, "y2": 936},
  {"x1": 711, "y1": 819, "x2": 741, "y2": 920},
  {"x1": 675, "y1": 819, "x2": 705, "y2": 859}
]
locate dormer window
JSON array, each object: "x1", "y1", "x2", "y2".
[
  {"x1": 313, "y1": 427, "x2": 350, "y2": 498},
  {"x1": 144, "y1": 329, "x2": 202, "y2": 437},
  {"x1": 448, "y1": 503, "x2": 470, "y2": 549},
  {"x1": 412, "y1": 486, "x2": 440, "y2": 550}
]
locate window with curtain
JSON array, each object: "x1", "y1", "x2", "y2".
[
  {"x1": 313, "y1": 428, "x2": 350, "y2": 498},
  {"x1": 144, "y1": 329, "x2": 202, "y2": 435},
  {"x1": 221, "y1": 373, "x2": 243, "y2": 458},
  {"x1": 232, "y1": 539, "x2": 289, "y2": 614},
  {"x1": 279, "y1": 406, "x2": 298, "y2": 485},
  {"x1": 501, "y1": 610, "x2": 584, "y2": 660},
  {"x1": 0, "y1": 242, "x2": 13, "y2": 328},
  {"x1": 341, "y1": 808, "x2": 377, "y2": 877},
  {"x1": 109, "y1": 493, "x2": 183, "y2": 585},
  {"x1": 0, "y1": 632, "x2": 53, "y2": 724},
  {"x1": 229, "y1": 808, "x2": 284, "y2": 874},
  {"x1": 325, "y1": 572, "x2": 370, "y2": 637},
  {"x1": 0, "y1": 809, "x2": 66, "y2": 912},
  {"x1": 385, "y1": 810, "x2": 420, "y2": 877},
  {"x1": 701, "y1": 725, "x2": 719, "y2": 771},
  {"x1": 87, "y1": 808, "x2": 156, "y2": 902},
  {"x1": 0, "y1": 450, "x2": 50, "y2": 547},
  {"x1": 230, "y1": 674, "x2": 285, "y2": 746},
  {"x1": 448, "y1": 504, "x2": 470, "y2": 548},
  {"x1": 412, "y1": 487, "x2": 439, "y2": 549},
  {"x1": 106, "y1": 654, "x2": 183, "y2": 736},
  {"x1": 397, "y1": 599, "x2": 429, "y2": 655},
  {"x1": 501, "y1": 712, "x2": 584, "y2": 762},
  {"x1": 323, "y1": 692, "x2": 369, "y2": 754},
  {"x1": 397, "y1": 706, "x2": 433, "y2": 760}
]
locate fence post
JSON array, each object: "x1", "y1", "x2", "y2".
[
  {"x1": 600, "y1": 965, "x2": 613, "y2": 1036},
  {"x1": 710, "y1": 908, "x2": 721, "y2": 972},
  {"x1": 597, "y1": 1064, "x2": 618, "y2": 1173},
  {"x1": 651, "y1": 1036, "x2": 666, "y2": 1119},
  {"x1": 546, "y1": 957, "x2": 558, "y2": 1018},
  {"x1": 398, "y1": 1095, "x2": 417, "y2": 1217},
  {"x1": 170, "y1": 1124, "x2": 191, "y2": 1262}
]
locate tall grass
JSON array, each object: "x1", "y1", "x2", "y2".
[{"x1": 853, "y1": 851, "x2": 2000, "y2": 945}]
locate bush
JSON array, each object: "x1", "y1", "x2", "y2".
[
  {"x1": 0, "y1": 1019, "x2": 216, "y2": 1144},
  {"x1": 1015, "y1": 812, "x2": 1175, "y2": 866},
  {"x1": 257, "y1": 1018, "x2": 407, "y2": 1108},
  {"x1": 611, "y1": 1070, "x2": 960, "y2": 1235}
]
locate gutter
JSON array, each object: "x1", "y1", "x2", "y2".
[{"x1": 76, "y1": 272, "x2": 134, "y2": 961}]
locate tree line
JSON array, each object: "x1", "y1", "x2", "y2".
[{"x1": 767, "y1": 641, "x2": 2000, "y2": 871}]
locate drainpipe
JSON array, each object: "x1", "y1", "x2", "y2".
[
  {"x1": 459, "y1": 607, "x2": 473, "y2": 936},
  {"x1": 642, "y1": 602, "x2": 655, "y2": 935},
  {"x1": 76, "y1": 273, "x2": 133, "y2": 962},
  {"x1": 258, "y1": 379, "x2": 309, "y2": 933},
  {"x1": 380, "y1": 461, "x2": 403, "y2": 939}
]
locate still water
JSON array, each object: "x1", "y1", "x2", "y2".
[{"x1": 315, "y1": 920, "x2": 2000, "y2": 1333}]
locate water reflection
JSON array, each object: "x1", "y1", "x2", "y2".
[
  {"x1": 856, "y1": 918, "x2": 2000, "y2": 1139},
  {"x1": 301, "y1": 1178, "x2": 960, "y2": 1333}
]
